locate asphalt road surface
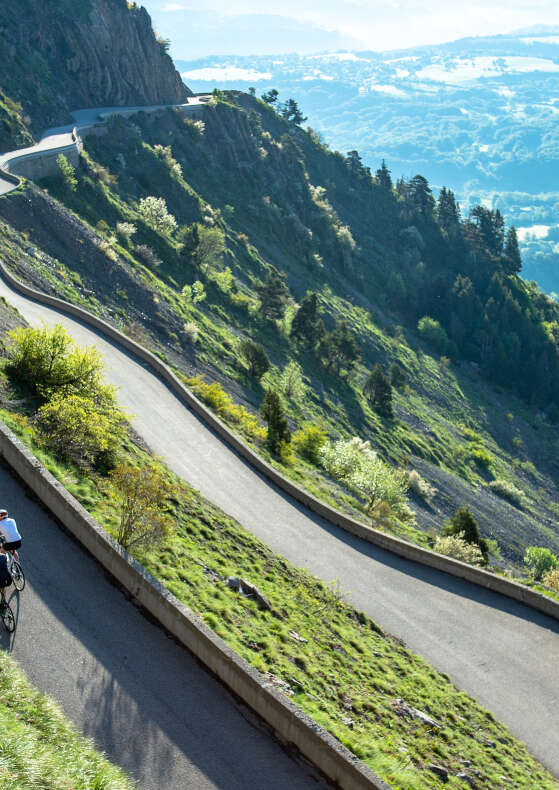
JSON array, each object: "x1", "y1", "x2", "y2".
[
  {"x1": 0, "y1": 461, "x2": 324, "y2": 790},
  {"x1": 0, "y1": 280, "x2": 558, "y2": 780}
]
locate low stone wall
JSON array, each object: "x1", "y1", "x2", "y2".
[
  {"x1": 3, "y1": 143, "x2": 80, "y2": 180},
  {"x1": 1, "y1": 261, "x2": 557, "y2": 625},
  {"x1": 0, "y1": 423, "x2": 388, "y2": 790}
]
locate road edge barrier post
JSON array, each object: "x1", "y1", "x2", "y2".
[
  {"x1": 0, "y1": 420, "x2": 389, "y2": 790},
  {"x1": 0, "y1": 260, "x2": 558, "y2": 627}
]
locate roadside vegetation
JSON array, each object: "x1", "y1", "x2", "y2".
[
  {"x1": 0, "y1": 318, "x2": 557, "y2": 789},
  {"x1": 0, "y1": 90, "x2": 554, "y2": 574},
  {"x1": 0, "y1": 650, "x2": 135, "y2": 790}
]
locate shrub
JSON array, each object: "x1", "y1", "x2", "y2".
[
  {"x1": 434, "y1": 533, "x2": 485, "y2": 566},
  {"x1": 443, "y1": 506, "x2": 488, "y2": 563},
  {"x1": 417, "y1": 316, "x2": 449, "y2": 353},
  {"x1": 278, "y1": 360, "x2": 306, "y2": 400},
  {"x1": 7, "y1": 324, "x2": 108, "y2": 401},
  {"x1": 183, "y1": 322, "x2": 200, "y2": 344},
  {"x1": 134, "y1": 244, "x2": 161, "y2": 268},
  {"x1": 35, "y1": 394, "x2": 125, "y2": 468},
  {"x1": 213, "y1": 266, "x2": 234, "y2": 293},
  {"x1": 292, "y1": 423, "x2": 327, "y2": 464},
  {"x1": 116, "y1": 222, "x2": 136, "y2": 242},
  {"x1": 186, "y1": 376, "x2": 265, "y2": 441},
  {"x1": 57, "y1": 153, "x2": 77, "y2": 192},
  {"x1": 108, "y1": 464, "x2": 174, "y2": 551},
  {"x1": 524, "y1": 546, "x2": 558, "y2": 581},
  {"x1": 240, "y1": 339, "x2": 270, "y2": 378},
  {"x1": 321, "y1": 437, "x2": 411, "y2": 522},
  {"x1": 469, "y1": 446, "x2": 493, "y2": 469},
  {"x1": 542, "y1": 567, "x2": 559, "y2": 592},
  {"x1": 407, "y1": 470, "x2": 436, "y2": 501},
  {"x1": 138, "y1": 196, "x2": 177, "y2": 236},
  {"x1": 192, "y1": 280, "x2": 206, "y2": 304},
  {"x1": 488, "y1": 479, "x2": 525, "y2": 508}
]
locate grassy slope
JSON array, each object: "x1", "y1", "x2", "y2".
[
  {"x1": 0, "y1": 99, "x2": 558, "y2": 573},
  {"x1": 0, "y1": 651, "x2": 135, "y2": 789},
  {"x1": 0, "y1": 311, "x2": 556, "y2": 790}
]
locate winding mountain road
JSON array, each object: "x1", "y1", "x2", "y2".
[
  {"x1": 0, "y1": 98, "x2": 209, "y2": 195},
  {"x1": 0, "y1": 277, "x2": 558, "y2": 779}
]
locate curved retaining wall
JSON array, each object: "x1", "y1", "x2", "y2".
[
  {"x1": 0, "y1": 405, "x2": 388, "y2": 790},
  {"x1": 1, "y1": 260, "x2": 558, "y2": 628}
]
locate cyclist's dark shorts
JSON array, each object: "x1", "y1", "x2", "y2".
[{"x1": 5, "y1": 540, "x2": 21, "y2": 551}]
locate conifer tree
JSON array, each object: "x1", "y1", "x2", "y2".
[
  {"x1": 260, "y1": 389, "x2": 290, "y2": 455},
  {"x1": 256, "y1": 269, "x2": 290, "y2": 321},
  {"x1": 364, "y1": 364, "x2": 393, "y2": 418},
  {"x1": 318, "y1": 321, "x2": 360, "y2": 375},
  {"x1": 290, "y1": 292, "x2": 324, "y2": 347},
  {"x1": 503, "y1": 226, "x2": 522, "y2": 275},
  {"x1": 376, "y1": 159, "x2": 392, "y2": 191}
]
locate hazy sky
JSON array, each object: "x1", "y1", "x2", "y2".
[{"x1": 140, "y1": 0, "x2": 559, "y2": 58}]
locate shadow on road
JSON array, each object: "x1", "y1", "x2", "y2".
[{"x1": 0, "y1": 461, "x2": 321, "y2": 790}]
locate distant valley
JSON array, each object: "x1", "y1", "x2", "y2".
[{"x1": 179, "y1": 28, "x2": 559, "y2": 295}]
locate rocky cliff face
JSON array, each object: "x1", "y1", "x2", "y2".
[{"x1": 0, "y1": 0, "x2": 189, "y2": 150}]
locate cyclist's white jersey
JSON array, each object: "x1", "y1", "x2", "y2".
[{"x1": 0, "y1": 518, "x2": 21, "y2": 543}]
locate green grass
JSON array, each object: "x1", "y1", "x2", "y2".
[
  {"x1": 0, "y1": 651, "x2": 135, "y2": 789},
  {"x1": 0, "y1": 381, "x2": 556, "y2": 790},
  {"x1": 16, "y1": 107, "x2": 558, "y2": 567}
]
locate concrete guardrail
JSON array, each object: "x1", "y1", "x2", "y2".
[{"x1": 0, "y1": 261, "x2": 557, "y2": 625}]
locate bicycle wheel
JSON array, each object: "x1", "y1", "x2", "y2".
[
  {"x1": 11, "y1": 562, "x2": 24, "y2": 592},
  {"x1": 1, "y1": 603, "x2": 15, "y2": 633}
]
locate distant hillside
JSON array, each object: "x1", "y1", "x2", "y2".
[
  {"x1": 0, "y1": 0, "x2": 189, "y2": 151},
  {"x1": 177, "y1": 31, "x2": 559, "y2": 295},
  {"x1": 2, "y1": 91, "x2": 559, "y2": 564}
]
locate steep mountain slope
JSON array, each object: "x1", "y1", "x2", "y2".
[
  {"x1": 178, "y1": 31, "x2": 559, "y2": 295},
  {"x1": 1, "y1": 93, "x2": 559, "y2": 568},
  {"x1": 0, "y1": 0, "x2": 189, "y2": 151}
]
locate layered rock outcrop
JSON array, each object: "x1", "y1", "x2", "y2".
[{"x1": 0, "y1": 0, "x2": 190, "y2": 149}]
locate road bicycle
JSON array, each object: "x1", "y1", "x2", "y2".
[
  {"x1": 6, "y1": 553, "x2": 24, "y2": 592},
  {"x1": 0, "y1": 599, "x2": 15, "y2": 633}
]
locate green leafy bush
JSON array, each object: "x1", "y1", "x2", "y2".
[
  {"x1": 524, "y1": 546, "x2": 558, "y2": 580},
  {"x1": 417, "y1": 315, "x2": 449, "y2": 353},
  {"x1": 35, "y1": 394, "x2": 125, "y2": 469},
  {"x1": 292, "y1": 423, "x2": 328, "y2": 464},
  {"x1": 7, "y1": 324, "x2": 109, "y2": 402},
  {"x1": 186, "y1": 375, "x2": 266, "y2": 441}
]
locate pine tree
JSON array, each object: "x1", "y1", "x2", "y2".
[
  {"x1": 364, "y1": 364, "x2": 393, "y2": 418},
  {"x1": 318, "y1": 321, "x2": 360, "y2": 375},
  {"x1": 260, "y1": 389, "x2": 290, "y2": 455},
  {"x1": 443, "y1": 506, "x2": 488, "y2": 563},
  {"x1": 436, "y1": 187, "x2": 461, "y2": 233},
  {"x1": 240, "y1": 339, "x2": 270, "y2": 378},
  {"x1": 503, "y1": 226, "x2": 522, "y2": 275},
  {"x1": 256, "y1": 269, "x2": 290, "y2": 321},
  {"x1": 389, "y1": 362, "x2": 407, "y2": 391},
  {"x1": 290, "y1": 292, "x2": 324, "y2": 347},
  {"x1": 376, "y1": 159, "x2": 393, "y2": 191}
]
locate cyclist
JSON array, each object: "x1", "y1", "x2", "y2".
[
  {"x1": 0, "y1": 510, "x2": 21, "y2": 562},
  {"x1": 0, "y1": 542, "x2": 12, "y2": 606}
]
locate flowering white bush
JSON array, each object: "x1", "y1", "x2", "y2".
[
  {"x1": 320, "y1": 437, "x2": 411, "y2": 521},
  {"x1": 138, "y1": 196, "x2": 177, "y2": 236},
  {"x1": 407, "y1": 470, "x2": 436, "y2": 501},
  {"x1": 434, "y1": 533, "x2": 484, "y2": 566}
]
